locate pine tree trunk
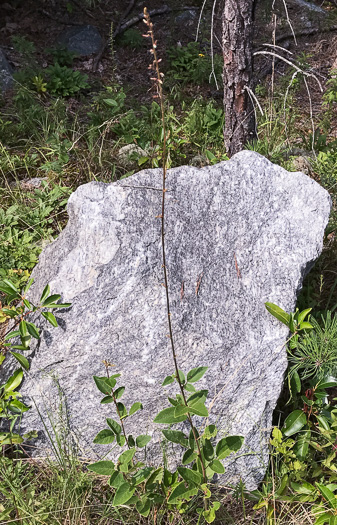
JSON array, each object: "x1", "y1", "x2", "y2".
[{"x1": 222, "y1": 0, "x2": 256, "y2": 156}]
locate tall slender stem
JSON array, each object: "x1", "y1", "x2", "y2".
[{"x1": 143, "y1": 8, "x2": 207, "y2": 485}]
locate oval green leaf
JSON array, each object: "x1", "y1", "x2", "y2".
[
  {"x1": 129, "y1": 402, "x2": 143, "y2": 416},
  {"x1": 87, "y1": 460, "x2": 115, "y2": 476},
  {"x1": 216, "y1": 435, "x2": 244, "y2": 460},
  {"x1": 154, "y1": 406, "x2": 188, "y2": 424},
  {"x1": 187, "y1": 366, "x2": 208, "y2": 383},
  {"x1": 162, "y1": 429, "x2": 189, "y2": 448},
  {"x1": 282, "y1": 410, "x2": 307, "y2": 437},
  {"x1": 112, "y1": 483, "x2": 135, "y2": 506},
  {"x1": 10, "y1": 351, "x2": 29, "y2": 370},
  {"x1": 136, "y1": 434, "x2": 151, "y2": 448},
  {"x1": 41, "y1": 311, "x2": 58, "y2": 327},
  {"x1": 106, "y1": 418, "x2": 121, "y2": 435},
  {"x1": 177, "y1": 466, "x2": 202, "y2": 485},
  {"x1": 93, "y1": 429, "x2": 116, "y2": 445},
  {"x1": 265, "y1": 302, "x2": 290, "y2": 327}
]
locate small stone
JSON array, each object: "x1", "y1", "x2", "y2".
[
  {"x1": 189, "y1": 154, "x2": 210, "y2": 168},
  {"x1": 56, "y1": 25, "x2": 103, "y2": 56},
  {"x1": 17, "y1": 178, "x2": 48, "y2": 191},
  {"x1": 292, "y1": 155, "x2": 313, "y2": 175},
  {"x1": 117, "y1": 144, "x2": 148, "y2": 171}
]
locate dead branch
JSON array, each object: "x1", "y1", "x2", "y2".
[
  {"x1": 39, "y1": 9, "x2": 84, "y2": 25},
  {"x1": 115, "y1": 0, "x2": 137, "y2": 38},
  {"x1": 275, "y1": 24, "x2": 337, "y2": 44},
  {"x1": 254, "y1": 49, "x2": 323, "y2": 91},
  {"x1": 71, "y1": 0, "x2": 95, "y2": 19},
  {"x1": 92, "y1": 6, "x2": 200, "y2": 71}
]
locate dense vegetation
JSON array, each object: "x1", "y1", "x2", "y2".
[{"x1": 1, "y1": 0, "x2": 337, "y2": 523}]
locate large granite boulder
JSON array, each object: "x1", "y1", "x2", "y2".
[{"x1": 15, "y1": 151, "x2": 330, "y2": 489}]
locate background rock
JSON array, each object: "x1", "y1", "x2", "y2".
[
  {"x1": 175, "y1": 10, "x2": 197, "y2": 26},
  {"x1": 292, "y1": 0, "x2": 327, "y2": 14},
  {"x1": 117, "y1": 144, "x2": 147, "y2": 171},
  {"x1": 15, "y1": 151, "x2": 330, "y2": 489},
  {"x1": 0, "y1": 49, "x2": 13, "y2": 93},
  {"x1": 292, "y1": 155, "x2": 314, "y2": 175},
  {"x1": 56, "y1": 25, "x2": 102, "y2": 56},
  {"x1": 189, "y1": 154, "x2": 210, "y2": 167}
]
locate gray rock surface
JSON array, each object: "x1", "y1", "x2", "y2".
[
  {"x1": 0, "y1": 49, "x2": 13, "y2": 93},
  {"x1": 14, "y1": 151, "x2": 330, "y2": 489},
  {"x1": 56, "y1": 25, "x2": 102, "y2": 56}
]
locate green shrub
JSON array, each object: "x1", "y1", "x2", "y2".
[
  {"x1": 89, "y1": 363, "x2": 243, "y2": 523},
  {"x1": 167, "y1": 42, "x2": 222, "y2": 86},
  {"x1": 324, "y1": 69, "x2": 337, "y2": 106},
  {"x1": 0, "y1": 182, "x2": 71, "y2": 284},
  {"x1": 117, "y1": 29, "x2": 144, "y2": 49},
  {"x1": 46, "y1": 46, "x2": 78, "y2": 67},
  {"x1": 0, "y1": 279, "x2": 71, "y2": 447},
  {"x1": 314, "y1": 149, "x2": 337, "y2": 188},
  {"x1": 45, "y1": 64, "x2": 89, "y2": 97},
  {"x1": 183, "y1": 99, "x2": 224, "y2": 145}
]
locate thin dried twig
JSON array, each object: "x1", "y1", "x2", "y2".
[
  {"x1": 303, "y1": 76, "x2": 317, "y2": 157},
  {"x1": 195, "y1": 0, "x2": 207, "y2": 42},
  {"x1": 234, "y1": 253, "x2": 241, "y2": 279},
  {"x1": 253, "y1": 50, "x2": 323, "y2": 91},
  {"x1": 118, "y1": 184, "x2": 167, "y2": 191},
  {"x1": 209, "y1": 0, "x2": 219, "y2": 89},
  {"x1": 245, "y1": 86, "x2": 264, "y2": 116},
  {"x1": 281, "y1": 0, "x2": 297, "y2": 45},
  {"x1": 263, "y1": 42, "x2": 293, "y2": 55},
  {"x1": 195, "y1": 273, "x2": 203, "y2": 296},
  {"x1": 180, "y1": 281, "x2": 184, "y2": 301},
  {"x1": 271, "y1": 14, "x2": 277, "y2": 123}
]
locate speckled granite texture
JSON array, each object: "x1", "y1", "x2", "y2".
[{"x1": 12, "y1": 151, "x2": 331, "y2": 489}]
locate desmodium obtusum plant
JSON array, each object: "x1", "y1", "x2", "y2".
[
  {"x1": 88, "y1": 9, "x2": 243, "y2": 524},
  {"x1": 89, "y1": 362, "x2": 243, "y2": 521},
  {"x1": 0, "y1": 278, "x2": 71, "y2": 448}
]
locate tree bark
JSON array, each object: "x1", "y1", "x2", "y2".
[{"x1": 222, "y1": 0, "x2": 256, "y2": 156}]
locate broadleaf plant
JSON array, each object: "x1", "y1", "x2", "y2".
[
  {"x1": 89, "y1": 361, "x2": 243, "y2": 521},
  {"x1": 0, "y1": 278, "x2": 71, "y2": 447}
]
